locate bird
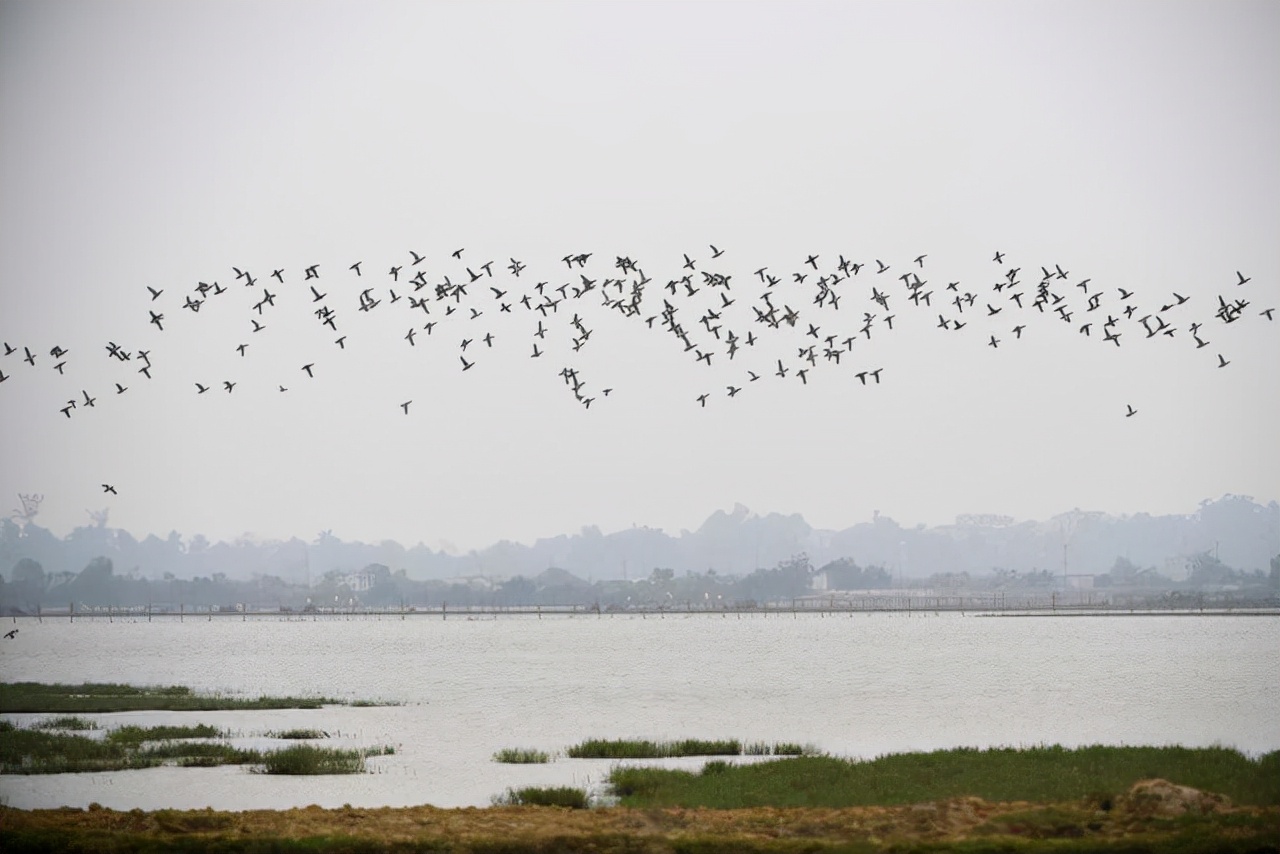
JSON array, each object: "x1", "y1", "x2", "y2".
[
  {"x1": 102, "y1": 484, "x2": 117, "y2": 494},
  {"x1": 195, "y1": 382, "x2": 209, "y2": 394},
  {"x1": 302, "y1": 363, "x2": 315, "y2": 377},
  {"x1": 1217, "y1": 354, "x2": 1230, "y2": 368},
  {"x1": 147, "y1": 286, "x2": 163, "y2": 300},
  {"x1": 3, "y1": 629, "x2": 16, "y2": 639},
  {"x1": 401, "y1": 400, "x2": 411, "y2": 414},
  {"x1": 1236, "y1": 271, "x2": 1250, "y2": 286},
  {"x1": 1125, "y1": 405, "x2": 1137, "y2": 418}
]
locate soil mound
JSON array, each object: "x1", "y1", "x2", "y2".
[{"x1": 1119, "y1": 778, "x2": 1232, "y2": 817}]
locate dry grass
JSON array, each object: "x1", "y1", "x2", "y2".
[{"x1": 2, "y1": 783, "x2": 1277, "y2": 853}]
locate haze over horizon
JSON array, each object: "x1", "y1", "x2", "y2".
[{"x1": 2, "y1": 1, "x2": 1277, "y2": 554}]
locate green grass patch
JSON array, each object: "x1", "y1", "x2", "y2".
[
  {"x1": 0, "y1": 682, "x2": 358, "y2": 713},
  {"x1": 493, "y1": 747, "x2": 552, "y2": 763},
  {"x1": 31, "y1": 716, "x2": 98, "y2": 731},
  {"x1": 743, "y1": 741, "x2": 816, "y2": 756},
  {"x1": 0, "y1": 726, "x2": 153, "y2": 774},
  {"x1": 566, "y1": 738, "x2": 741, "y2": 759},
  {"x1": 255, "y1": 744, "x2": 367, "y2": 775},
  {"x1": 1, "y1": 721, "x2": 266, "y2": 773},
  {"x1": 494, "y1": 785, "x2": 590, "y2": 808},
  {"x1": 266, "y1": 728, "x2": 329, "y2": 739},
  {"x1": 607, "y1": 745, "x2": 1280, "y2": 808}
]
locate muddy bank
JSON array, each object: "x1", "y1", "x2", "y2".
[{"x1": 2, "y1": 780, "x2": 1277, "y2": 852}]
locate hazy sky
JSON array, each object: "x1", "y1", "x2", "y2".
[{"x1": 2, "y1": 0, "x2": 1277, "y2": 553}]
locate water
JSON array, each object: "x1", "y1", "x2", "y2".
[{"x1": 1, "y1": 612, "x2": 1276, "y2": 810}]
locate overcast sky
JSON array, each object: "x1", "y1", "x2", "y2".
[{"x1": 1, "y1": 0, "x2": 1277, "y2": 553}]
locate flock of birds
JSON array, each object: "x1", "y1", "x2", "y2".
[{"x1": 2, "y1": 247, "x2": 1273, "y2": 475}]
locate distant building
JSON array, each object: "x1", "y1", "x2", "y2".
[
  {"x1": 340, "y1": 569, "x2": 376, "y2": 592},
  {"x1": 1163, "y1": 556, "x2": 1192, "y2": 582}
]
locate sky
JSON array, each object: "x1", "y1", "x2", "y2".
[{"x1": 1, "y1": 0, "x2": 1277, "y2": 554}]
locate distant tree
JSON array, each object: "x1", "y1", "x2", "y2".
[
  {"x1": 818, "y1": 558, "x2": 892, "y2": 589},
  {"x1": 8, "y1": 558, "x2": 45, "y2": 611},
  {"x1": 1188, "y1": 552, "x2": 1236, "y2": 586},
  {"x1": 498, "y1": 575, "x2": 536, "y2": 606},
  {"x1": 68, "y1": 557, "x2": 117, "y2": 606}
]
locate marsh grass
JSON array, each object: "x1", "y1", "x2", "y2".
[
  {"x1": 742, "y1": 741, "x2": 815, "y2": 756},
  {"x1": 267, "y1": 728, "x2": 329, "y2": 740},
  {"x1": 567, "y1": 738, "x2": 741, "y2": 759},
  {"x1": 494, "y1": 786, "x2": 589, "y2": 808},
  {"x1": 493, "y1": 747, "x2": 552, "y2": 763},
  {"x1": 256, "y1": 744, "x2": 366, "y2": 775},
  {"x1": 607, "y1": 745, "x2": 1280, "y2": 808},
  {"x1": 2, "y1": 714, "x2": 393, "y2": 775},
  {"x1": 0, "y1": 682, "x2": 353, "y2": 713},
  {"x1": 32, "y1": 716, "x2": 98, "y2": 731},
  {"x1": 0, "y1": 726, "x2": 149, "y2": 774}
]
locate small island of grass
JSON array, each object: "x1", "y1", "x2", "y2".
[{"x1": 0, "y1": 681, "x2": 392, "y2": 714}]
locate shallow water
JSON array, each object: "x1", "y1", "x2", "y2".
[{"x1": 1, "y1": 612, "x2": 1276, "y2": 810}]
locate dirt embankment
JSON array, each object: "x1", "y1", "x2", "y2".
[{"x1": 2, "y1": 780, "x2": 1276, "y2": 852}]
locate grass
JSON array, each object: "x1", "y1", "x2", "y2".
[
  {"x1": 494, "y1": 785, "x2": 590, "y2": 808},
  {"x1": 0, "y1": 724, "x2": 151, "y2": 774},
  {"x1": 31, "y1": 716, "x2": 97, "y2": 731},
  {"x1": 1, "y1": 720, "x2": 389, "y2": 775},
  {"x1": 3, "y1": 797, "x2": 1277, "y2": 854},
  {"x1": 255, "y1": 744, "x2": 367, "y2": 775},
  {"x1": 492, "y1": 747, "x2": 552, "y2": 763},
  {"x1": 566, "y1": 737, "x2": 741, "y2": 759},
  {"x1": 606, "y1": 745, "x2": 1280, "y2": 808},
  {"x1": 743, "y1": 741, "x2": 815, "y2": 756},
  {"x1": 267, "y1": 728, "x2": 329, "y2": 739},
  {"x1": 0, "y1": 681, "x2": 358, "y2": 713}
]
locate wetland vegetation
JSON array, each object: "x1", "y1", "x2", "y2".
[
  {"x1": 0, "y1": 682, "x2": 367, "y2": 714},
  {"x1": 3, "y1": 740, "x2": 1277, "y2": 851},
  {"x1": 566, "y1": 738, "x2": 743, "y2": 759},
  {"x1": 604, "y1": 745, "x2": 1280, "y2": 809},
  {"x1": 492, "y1": 747, "x2": 551, "y2": 764}
]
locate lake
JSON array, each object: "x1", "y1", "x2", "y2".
[{"x1": 1, "y1": 611, "x2": 1277, "y2": 810}]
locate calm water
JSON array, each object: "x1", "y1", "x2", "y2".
[{"x1": 1, "y1": 612, "x2": 1276, "y2": 810}]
